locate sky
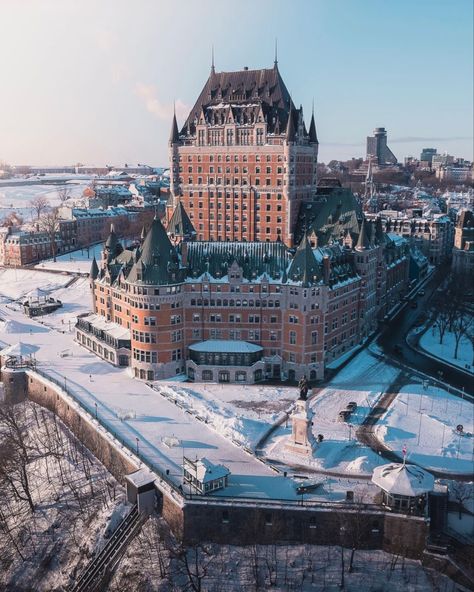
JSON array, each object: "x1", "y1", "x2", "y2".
[{"x1": 0, "y1": 0, "x2": 472, "y2": 167}]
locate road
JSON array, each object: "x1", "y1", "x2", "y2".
[{"x1": 377, "y1": 265, "x2": 473, "y2": 397}]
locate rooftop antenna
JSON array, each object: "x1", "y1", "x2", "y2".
[
  {"x1": 211, "y1": 45, "x2": 215, "y2": 74},
  {"x1": 274, "y1": 38, "x2": 278, "y2": 68}
]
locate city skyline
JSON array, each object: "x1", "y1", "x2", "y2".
[{"x1": 0, "y1": 0, "x2": 472, "y2": 167}]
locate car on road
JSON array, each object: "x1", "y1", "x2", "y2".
[{"x1": 418, "y1": 290, "x2": 425, "y2": 297}]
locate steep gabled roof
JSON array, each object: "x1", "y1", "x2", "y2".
[
  {"x1": 295, "y1": 188, "x2": 361, "y2": 246},
  {"x1": 185, "y1": 241, "x2": 288, "y2": 281},
  {"x1": 181, "y1": 65, "x2": 295, "y2": 136},
  {"x1": 126, "y1": 217, "x2": 184, "y2": 285},
  {"x1": 287, "y1": 234, "x2": 321, "y2": 286},
  {"x1": 167, "y1": 202, "x2": 196, "y2": 238}
]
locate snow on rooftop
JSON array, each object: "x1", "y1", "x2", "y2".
[
  {"x1": 80, "y1": 313, "x2": 130, "y2": 340},
  {"x1": 184, "y1": 457, "x2": 230, "y2": 483},
  {"x1": 189, "y1": 340, "x2": 263, "y2": 354},
  {"x1": 372, "y1": 463, "x2": 435, "y2": 496},
  {"x1": 125, "y1": 467, "x2": 156, "y2": 488}
]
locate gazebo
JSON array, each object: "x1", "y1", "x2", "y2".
[{"x1": 372, "y1": 462, "x2": 435, "y2": 513}]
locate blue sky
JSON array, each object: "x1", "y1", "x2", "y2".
[{"x1": 0, "y1": 0, "x2": 472, "y2": 166}]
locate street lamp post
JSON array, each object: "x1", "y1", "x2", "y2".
[
  {"x1": 94, "y1": 402, "x2": 98, "y2": 419},
  {"x1": 136, "y1": 437, "x2": 140, "y2": 456}
]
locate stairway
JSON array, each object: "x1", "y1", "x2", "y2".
[{"x1": 70, "y1": 504, "x2": 144, "y2": 592}]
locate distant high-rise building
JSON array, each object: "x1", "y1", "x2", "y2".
[
  {"x1": 366, "y1": 127, "x2": 397, "y2": 166},
  {"x1": 420, "y1": 148, "x2": 437, "y2": 164}
]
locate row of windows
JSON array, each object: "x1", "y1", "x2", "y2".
[
  {"x1": 190, "y1": 298, "x2": 281, "y2": 308},
  {"x1": 187, "y1": 191, "x2": 283, "y2": 200},
  {"x1": 184, "y1": 165, "x2": 283, "y2": 175},
  {"x1": 132, "y1": 330, "x2": 157, "y2": 343},
  {"x1": 179, "y1": 153, "x2": 312, "y2": 164}
]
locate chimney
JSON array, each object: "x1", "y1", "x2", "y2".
[{"x1": 323, "y1": 255, "x2": 331, "y2": 284}]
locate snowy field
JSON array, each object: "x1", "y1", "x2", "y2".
[
  {"x1": 154, "y1": 381, "x2": 297, "y2": 449},
  {"x1": 0, "y1": 181, "x2": 88, "y2": 221},
  {"x1": 35, "y1": 243, "x2": 104, "y2": 273},
  {"x1": 0, "y1": 267, "x2": 72, "y2": 300},
  {"x1": 264, "y1": 351, "x2": 399, "y2": 476},
  {"x1": 0, "y1": 268, "x2": 92, "y2": 332},
  {"x1": 375, "y1": 383, "x2": 474, "y2": 474},
  {"x1": 419, "y1": 325, "x2": 473, "y2": 372}
]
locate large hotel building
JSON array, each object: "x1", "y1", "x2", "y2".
[{"x1": 78, "y1": 60, "x2": 410, "y2": 384}]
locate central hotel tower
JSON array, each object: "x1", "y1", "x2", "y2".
[{"x1": 167, "y1": 58, "x2": 319, "y2": 246}]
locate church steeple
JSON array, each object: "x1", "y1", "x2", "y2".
[
  {"x1": 274, "y1": 38, "x2": 278, "y2": 69},
  {"x1": 211, "y1": 45, "x2": 215, "y2": 75}
]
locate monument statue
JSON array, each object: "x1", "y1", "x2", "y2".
[{"x1": 298, "y1": 375, "x2": 309, "y2": 401}]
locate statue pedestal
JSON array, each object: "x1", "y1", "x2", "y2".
[{"x1": 285, "y1": 399, "x2": 314, "y2": 457}]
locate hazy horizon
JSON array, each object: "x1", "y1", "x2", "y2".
[{"x1": 1, "y1": 0, "x2": 472, "y2": 168}]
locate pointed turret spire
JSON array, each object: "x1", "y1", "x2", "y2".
[
  {"x1": 211, "y1": 45, "x2": 215, "y2": 74},
  {"x1": 308, "y1": 100, "x2": 318, "y2": 144},
  {"x1": 169, "y1": 105, "x2": 179, "y2": 145},
  {"x1": 355, "y1": 218, "x2": 371, "y2": 251},
  {"x1": 286, "y1": 100, "x2": 296, "y2": 143},
  {"x1": 90, "y1": 256, "x2": 99, "y2": 280},
  {"x1": 274, "y1": 38, "x2": 278, "y2": 68}
]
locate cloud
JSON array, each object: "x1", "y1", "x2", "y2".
[{"x1": 135, "y1": 83, "x2": 189, "y2": 122}]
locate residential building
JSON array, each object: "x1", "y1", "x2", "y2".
[{"x1": 452, "y1": 209, "x2": 474, "y2": 277}]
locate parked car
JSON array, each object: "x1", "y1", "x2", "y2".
[{"x1": 418, "y1": 290, "x2": 425, "y2": 297}]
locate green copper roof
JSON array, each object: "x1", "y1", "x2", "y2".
[
  {"x1": 126, "y1": 217, "x2": 184, "y2": 285},
  {"x1": 186, "y1": 241, "x2": 289, "y2": 281},
  {"x1": 167, "y1": 202, "x2": 196, "y2": 238},
  {"x1": 287, "y1": 234, "x2": 321, "y2": 286}
]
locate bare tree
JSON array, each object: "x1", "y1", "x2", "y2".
[
  {"x1": 450, "y1": 482, "x2": 471, "y2": 519},
  {"x1": 0, "y1": 212, "x2": 23, "y2": 227},
  {"x1": 39, "y1": 207, "x2": 61, "y2": 261},
  {"x1": 452, "y1": 315, "x2": 472, "y2": 360},
  {"x1": 30, "y1": 195, "x2": 50, "y2": 220},
  {"x1": 57, "y1": 186, "x2": 72, "y2": 203}
]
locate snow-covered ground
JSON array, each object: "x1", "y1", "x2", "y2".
[
  {"x1": 264, "y1": 351, "x2": 399, "y2": 476},
  {"x1": 419, "y1": 325, "x2": 473, "y2": 372},
  {"x1": 0, "y1": 181, "x2": 88, "y2": 221},
  {"x1": 0, "y1": 267, "x2": 71, "y2": 300},
  {"x1": 375, "y1": 383, "x2": 474, "y2": 474},
  {"x1": 35, "y1": 243, "x2": 104, "y2": 273},
  {"x1": 111, "y1": 522, "x2": 460, "y2": 592},
  {"x1": 154, "y1": 381, "x2": 296, "y2": 450}
]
